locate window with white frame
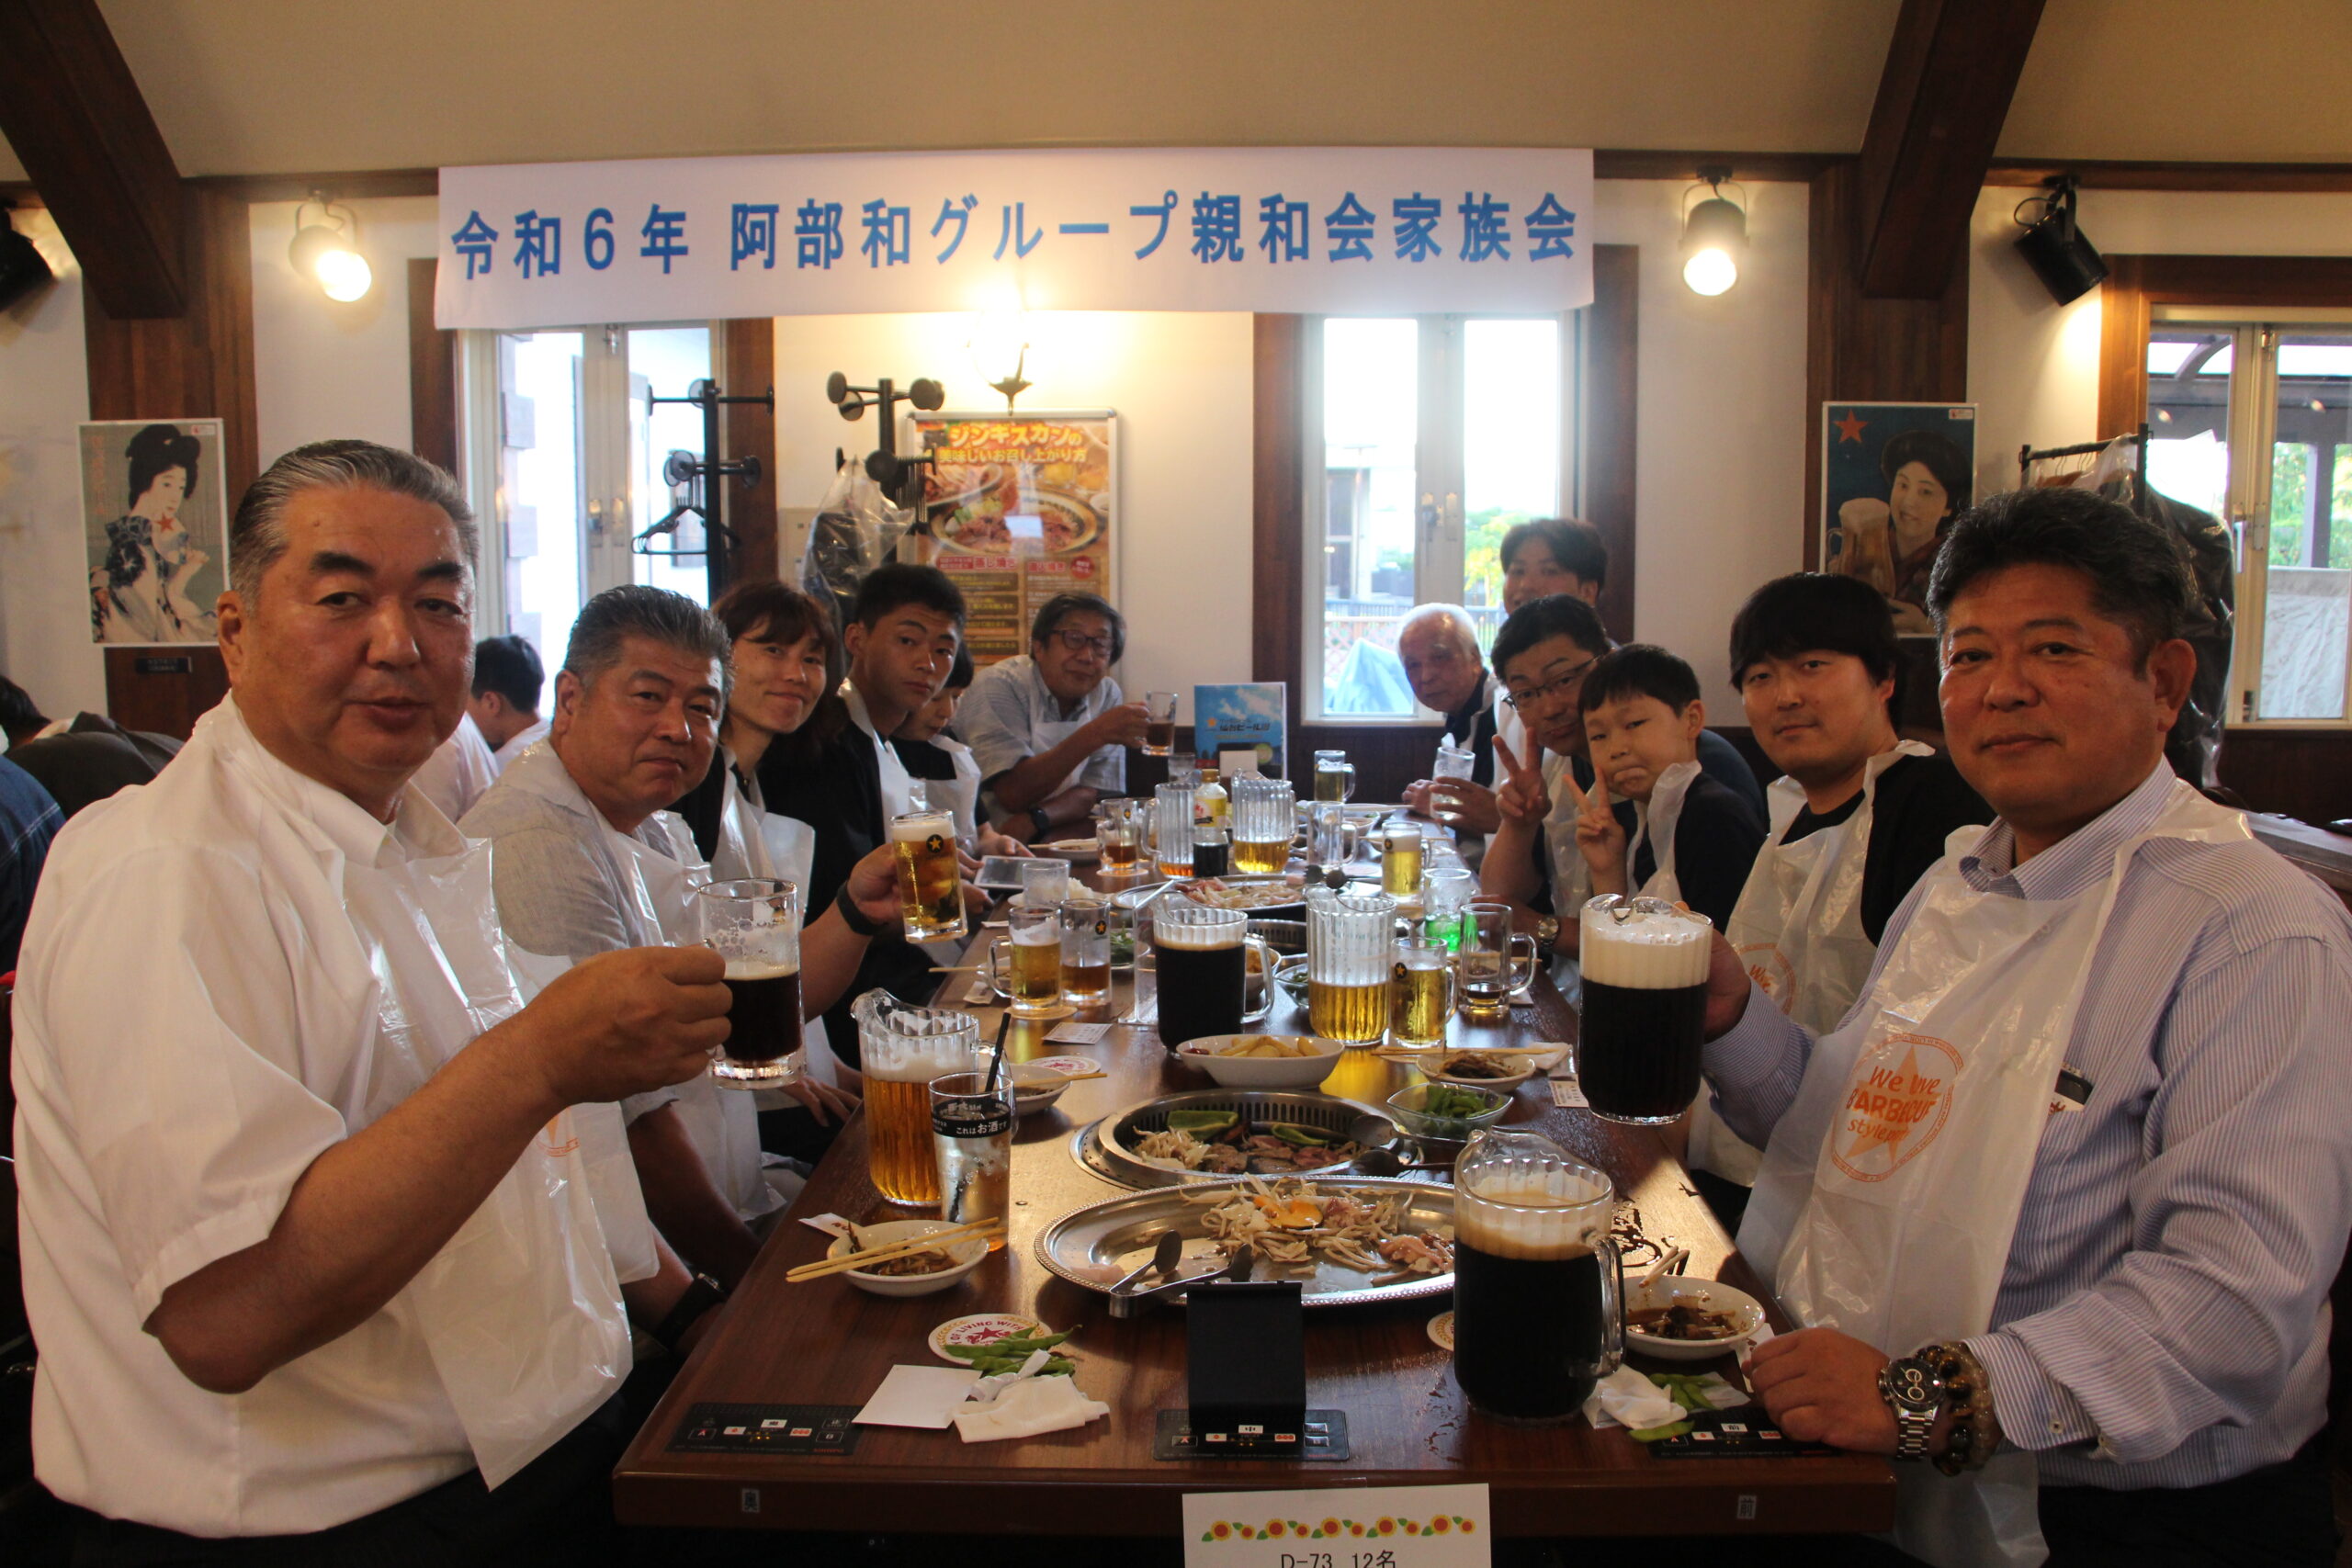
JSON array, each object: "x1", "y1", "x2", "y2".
[
  {"x1": 2146, "y1": 318, "x2": 2352, "y2": 725},
  {"x1": 458, "y1": 321, "x2": 718, "y2": 674},
  {"x1": 1307, "y1": 314, "x2": 1571, "y2": 720}
]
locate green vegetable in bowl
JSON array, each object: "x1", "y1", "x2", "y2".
[{"x1": 1419, "y1": 1085, "x2": 1496, "y2": 1122}]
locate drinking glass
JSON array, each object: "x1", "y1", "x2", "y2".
[
  {"x1": 889, "y1": 807, "x2": 966, "y2": 943},
  {"x1": 1453, "y1": 1128, "x2": 1623, "y2": 1425},
  {"x1": 852, "y1": 992, "x2": 982, "y2": 1205},
  {"x1": 1379, "y1": 824, "x2": 1424, "y2": 898},
  {"x1": 1576, "y1": 896, "x2": 1713, "y2": 1125},
  {"x1": 1307, "y1": 801, "x2": 1360, "y2": 868},
  {"x1": 1154, "y1": 784, "x2": 1195, "y2": 878},
  {"x1": 1458, "y1": 900, "x2": 1539, "y2": 1019},
  {"x1": 989, "y1": 902, "x2": 1064, "y2": 1018},
  {"x1": 694, "y1": 878, "x2": 804, "y2": 1089},
  {"x1": 1017, "y1": 858, "x2": 1069, "y2": 908},
  {"x1": 1430, "y1": 741, "x2": 1477, "y2": 824},
  {"x1": 1149, "y1": 901, "x2": 1274, "y2": 1046},
  {"x1": 931, "y1": 1071, "x2": 1013, "y2": 1244},
  {"x1": 1389, "y1": 940, "x2": 1455, "y2": 1046},
  {"x1": 1420, "y1": 866, "x2": 1477, "y2": 950},
  {"x1": 1313, "y1": 749, "x2": 1356, "y2": 803},
  {"x1": 1142, "y1": 691, "x2": 1179, "y2": 756},
  {"x1": 1306, "y1": 886, "x2": 1396, "y2": 1043},
  {"x1": 1058, "y1": 896, "x2": 1113, "y2": 1006},
  {"x1": 1098, "y1": 798, "x2": 1144, "y2": 875},
  {"x1": 1230, "y1": 776, "x2": 1295, "y2": 875}
]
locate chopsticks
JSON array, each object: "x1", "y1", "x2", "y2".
[{"x1": 786, "y1": 1219, "x2": 1006, "y2": 1283}]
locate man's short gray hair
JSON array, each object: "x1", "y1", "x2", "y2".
[
  {"x1": 563, "y1": 584, "x2": 732, "y2": 694},
  {"x1": 1399, "y1": 602, "x2": 1479, "y2": 653},
  {"x1": 230, "y1": 439, "x2": 475, "y2": 604}
]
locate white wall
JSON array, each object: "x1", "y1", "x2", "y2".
[
  {"x1": 0, "y1": 209, "x2": 100, "y2": 720},
  {"x1": 768, "y1": 311, "x2": 1258, "y2": 703},
  {"x1": 1595, "y1": 178, "x2": 1811, "y2": 690},
  {"x1": 1969, "y1": 186, "x2": 2352, "y2": 504}
]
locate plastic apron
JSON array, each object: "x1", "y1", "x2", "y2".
[
  {"x1": 342, "y1": 836, "x2": 629, "y2": 1489},
  {"x1": 936, "y1": 738, "x2": 986, "y2": 843},
  {"x1": 1623, "y1": 759, "x2": 1701, "y2": 905},
  {"x1": 1737, "y1": 783, "x2": 2251, "y2": 1568},
  {"x1": 1700, "y1": 741, "x2": 1936, "y2": 1184},
  {"x1": 729, "y1": 765, "x2": 843, "y2": 1096}
]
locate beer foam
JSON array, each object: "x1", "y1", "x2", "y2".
[
  {"x1": 890, "y1": 811, "x2": 954, "y2": 842},
  {"x1": 1578, "y1": 899, "x2": 1712, "y2": 990},
  {"x1": 1012, "y1": 921, "x2": 1060, "y2": 947},
  {"x1": 723, "y1": 958, "x2": 798, "y2": 981},
  {"x1": 1456, "y1": 1169, "x2": 1609, "y2": 1260},
  {"x1": 864, "y1": 1036, "x2": 978, "y2": 1083},
  {"x1": 1152, "y1": 917, "x2": 1244, "y2": 951}
]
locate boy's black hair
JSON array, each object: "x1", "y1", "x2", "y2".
[
  {"x1": 1498, "y1": 517, "x2": 1609, "y2": 589},
  {"x1": 945, "y1": 647, "x2": 975, "y2": 691},
  {"x1": 1727, "y1": 572, "x2": 1900, "y2": 688},
  {"x1": 471, "y1": 634, "x2": 545, "y2": 713},
  {"x1": 1489, "y1": 592, "x2": 1610, "y2": 681},
  {"x1": 853, "y1": 562, "x2": 967, "y2": 629},
  {"x1": 1578, "y1": 643, "x2": 1702, "y2": 716}
]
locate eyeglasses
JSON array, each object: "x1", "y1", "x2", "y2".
[
  {"x1": 1502, "y1": 655, "x2": 1599, "y2": 712},
  {"x1": 1049, "y1": 627, "x2": 1115, "y2": 657}
]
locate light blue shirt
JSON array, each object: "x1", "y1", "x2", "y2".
[{"x1": 1708, "y1": 764, "x2": 2352, "y2": 1489}]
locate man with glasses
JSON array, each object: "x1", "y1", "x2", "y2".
[
  {"x1": 958, "y1": 592, "x2": 1148, "y2": 842},
  {"x1": 1479, "y1": 594, "x2": 1760, "y2": 961}
]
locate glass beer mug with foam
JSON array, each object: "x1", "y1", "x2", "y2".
[
  {"x1": 1576, "y1": 896, "x2": 1713, "y2": 1124},
  {"x1": 695, "y1": 877, "x2": 804, "y2": 1089}
]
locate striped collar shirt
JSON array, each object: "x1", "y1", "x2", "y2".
[{"x1": 1705, "y1": 764, "x2": 2352, "y2": 1489}]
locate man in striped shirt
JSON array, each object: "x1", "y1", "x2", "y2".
[{"x1": 1700, "y1": 487, "x2": 2352, "y2": 1566}]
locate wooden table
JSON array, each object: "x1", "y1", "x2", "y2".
[{"x1": 614, "y1": 865, "x2": 1894, "y2": 1540}]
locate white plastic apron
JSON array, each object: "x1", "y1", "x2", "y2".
[
  {"x1": 1700, "y1": 742, "x2": 1935, "y2": 1184},
  {"x1": 753, "y1": 806, "x2": 842, "y2": 1093},
  {"x1": 1623, "y1": 759, "x2": 1701, "y2": 904},
  {"x1": 1030, "y1": 705, "x2": 1092, "y2": 803},
  {"x1": 937, "y1": 739, "x2": 986, "y2": 842},
  {"x1": 1737, "y1": 782, "x2": 2250, "y2": 1568},
  {"x1": 1540, "y1": 751, "x2": 1595, "y2": 996},
  {"x1": 844, "y1": 685, "x2": 919, "y2": 823},
  {"x1": 343, "y1": 839, "x2": 628, "y2": 1490}
]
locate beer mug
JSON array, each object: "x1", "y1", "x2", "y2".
[
  {"x1": 695, "y1": 877, "x2": 804, "y2": 1089},
  {"x1": 1149, "y1": 900, "x2": 1275, "y2": 1047},
  {"x1": 889, "y1": 807, "x2": 966, "y2": 943},
  {"x1": 1457, "y1": 900, "x2": 1539, "y2": 1019},
  {"x1": 851, "y1": 991, "x2": 982, "y2": 1206},
  {"x1": 1307, "y1": 801, "x2": 1360, "y2": 868},
  {"x1": 1098, "y1": 798, "x2": 1144, "y2": 875},
  {"x1": 1576, "y1": 896, "x2": 1713, "y2": 1125},
  {"x1": 1306, "y1": 886, "x2": 1396, "y2": 1043},
  {"x1": 1153, "y1": 784, "x2": 1194, "y2": 878},
  {"x1": 989, "y1": 902, "x2": 1064, "y2": 1018},
  {"x1": 1229, "y1": 776, "x2": 1295, "y2": 875},
  {"x1": 1452, "y1": 1128, "x2": 1623, "y2": 1425},
  {"x1": 1058, "y1": 896, "x2": 1113, "y2": 1006},
  {"x1": 1313, "y1": 748, "x2": 1356, "y2": 803},
  {"x1": 1142, "y1": 691, "x2": 1179, "y2": 757},
  {"x1": 1378, "y1": 823, "x2": 1424, "y2": 898},
  {"x1": 1420, "y1": 866, "x2": 1477, "y2": 951},
  {"x1": 1389, "y1": 940, "x2": 1455, "y2": 1046}
]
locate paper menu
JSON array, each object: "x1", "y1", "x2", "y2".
[{"x1": 1182, "y1": 1483, "x2": 1489, "y2": 1566}]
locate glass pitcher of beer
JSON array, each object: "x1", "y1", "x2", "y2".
[
  {"x1": 1229, "y1": 776, "x2": 1295, "y2": 875},
  {"x1": 852, "y1": 990, "x2": 982, "y2": 1205},
  {"x1": 1577, "y1": 896, "x2": 1713, "y2": 1125},
  {"x1": 1153, "y1": 784, "x2": 1195, "y2": 879},
  {"x1": 1452, "y1": 1127, "x2": 1623, "y2": 1425},
  {"x1": 695, "y1": 877, "x2": 804, "y2": 1089},
  {"x1": 1306, "y1": 886, "x2": 1396, "y2": 1043}
]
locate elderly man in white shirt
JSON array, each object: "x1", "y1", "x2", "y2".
[
  {"x1": 463, "y1": 583, "x2": 883, "y2": 1291},
  {"x1": 957, "y1": 591, "x2": 1149, "y2": 842},
  {"x1": 11, "y1": 440, "x2": 729, "y2": 1558}
]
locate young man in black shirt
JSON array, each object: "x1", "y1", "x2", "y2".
[{"x1": 1689, "y1": 572, "x2": 1989, "y2": 1213}]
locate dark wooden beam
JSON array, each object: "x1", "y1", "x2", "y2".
[
  {"x1": 0, "y1": 0, "x2": 187, "y2": 317},
  {"x1": 1582, "y1": 245, "x2": 1639, "y2": 644},
  {"x1": 1250, "y1": 313, "x2": 1309, "y2": 739},
  {"x1": 1853, "y1": 0, "x2": 2046, "y2": 300},
  {"x1": 1593, "y1": 150, "x2": 1834, "y2": 185},
  {"x1": 1989, "y1": 159, "x2": 2352, "y2": 194},
  {"x1": 406, "y1": 257, "x2": 458, "y2": 476},
  {"x1": 192, "y1": 168, "x2": 440, "y2": 202},
  {"x1": 721, "y1": 318, "x2": 780, "y2": 589}
]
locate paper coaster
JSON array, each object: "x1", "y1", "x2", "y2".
[
  {"x1": 1426, "y1": 1311, "x2": 1454, "y2": 1351},
  {"x1": 1550, "y1": 1077, "x2": 1590, "y2": 1109},
  {"x1": 928, "y1": 1313, "x2": 1045, "y2": 1365},
  {"x1": 1046, "y1": 1021, "x2": 1112, "y2": 1044},
  {"x1": 1027, "y1": 1055, "x2": 1099, "y2": 1075}
]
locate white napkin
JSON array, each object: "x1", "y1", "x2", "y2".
[
  {"x1": 1580, "y1": 1366, "x2": 1686, "y2": 1431},
  {"x1": 952, "y1": 1371, "x2": 1111, "y2": 1443},
  {"x1": 855, "y1": 1364, "x2": 981, "y2": 1428}
]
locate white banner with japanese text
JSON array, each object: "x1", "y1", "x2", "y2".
[{"x1": 435, "y1": 148, "x2": 1592, "y2": 328}]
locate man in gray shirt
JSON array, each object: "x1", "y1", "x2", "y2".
[{"x1": 957, "y1": 592, "x2": 1149, "y2": 842}]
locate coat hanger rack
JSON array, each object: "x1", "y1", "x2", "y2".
[
  {"x1": 634, "y1": 377, "x2": 776, "y2": 594},
  {"x1": 2018, "y1": 422, "x2": 2150, "y2": 510}
]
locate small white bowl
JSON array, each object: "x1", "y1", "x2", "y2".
[
  {"x1": 1625, "y1": 1274, "x2": 1767, "y2": 1361},
  {"x1": 1422, "y1": 1051, "x2": 1553, "y2": 1093},
  {"x1": 1012, "y1": 1060, "x2": 1073, "y2": 1116},
  {"x1": 824, "y1": 1220, "x2": 989, "y2": 1297},
  {"x1": 1174, "y1": 1033, "x2": 1346, "y2": 1089}
]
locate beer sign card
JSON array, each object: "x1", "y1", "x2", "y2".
[
  {"x1": 1194, "y1": 682, "x2": 1287, "y2": 780},
  {"x1": 1182, "y1": 1483, "x2": 1489, "y2": 1567}
]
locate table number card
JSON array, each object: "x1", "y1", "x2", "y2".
[{"x1": 1182, "y1": 1483, "x2": 1489, "y2": 1567}]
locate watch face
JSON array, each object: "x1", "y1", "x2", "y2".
[{"x1": 1887, "y1": 1360, "x2": 1939, "y2": 1411}]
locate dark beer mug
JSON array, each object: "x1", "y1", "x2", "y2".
[
  {"x1": 693, "y1": 877, "x2": 805, "y2": 1090},
  {"x1": 1452, "y1": 1128, "x2": 1623, "y2": 1425},
  {"x1": 1575, "y1": 896, "x2": 1713, "y2": 1124},
  {"x1": 1148, "y1": 902, "x2": 1273, "y2": 1047}
]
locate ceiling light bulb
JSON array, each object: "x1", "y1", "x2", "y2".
[
  {"x1": 313, "y1": 246, "x2": 373, "y2": 303},
  {"x1": 289, "y1": 202, "x2": 374, "y2": 303},
  {"x1": 1683, "y1": 248, "x2": 1738, "y2": 297}
]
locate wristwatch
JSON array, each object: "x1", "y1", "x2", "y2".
[
  {"x1": 834, "y1": 880, "x2": 890, "y2": 939},
  {"x1": 651, "y1": 1271, "x2": 727, "y2": 1355},
  {"x1": 1532, "y1": 914, "x2": 1562, "y2": 952},
  {"x1": 1027, "y1": 806, "x2": 1052, "y2": 839},
  {"x1": 1878, "y1": 1354, "x2": 1946, "y2": 1460}
]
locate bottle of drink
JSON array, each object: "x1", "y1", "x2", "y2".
[{"x1": 1194, "y1": 774, "x2": 1228, "y2": 831}]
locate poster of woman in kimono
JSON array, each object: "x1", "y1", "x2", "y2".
[
  {"x1": 79, "y1": 419, "x2": 228, "y2": 645},
  {"x1": 1821, "y1": 403, "x2": 1976, "y2": 635}
]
